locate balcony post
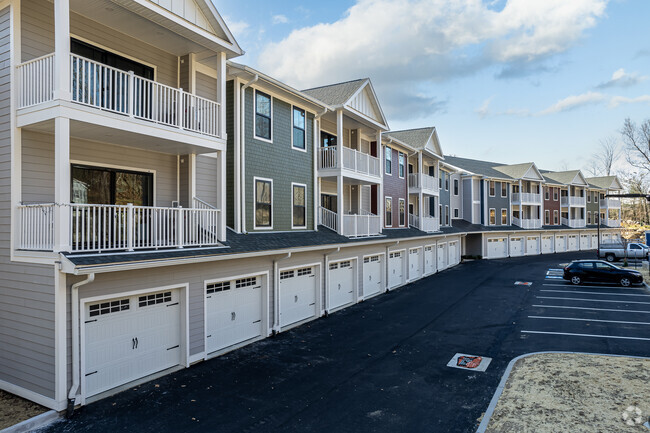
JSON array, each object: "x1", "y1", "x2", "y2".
[
  {"x1": 128, "y1": 71, "x2": 135, "y2": 117},
  {"x1": 177, "y1": 206, "x2": 184, "y2": 248},
  {"x1": 336, "y1": 109, "x2": 343, "y2": 169},
  {"x1": 126, "y1": 203, "x2": 134, "y2": 251},
  {"x1": 53, "y1": 117, "x2": 70, "y2": 252},
  {"x1": 337, "y1": 175, "x2": 344, "y2": 235},
  {"x1": 178, "y1": 88, "x2": 184, "y2": 130},
  {"x1": 377, "y1": 130, "x2": 384, "y2": 230},
  {"x1": 216, "y1": 51, "x2": 227, "y2": 139},
  {"x1": 54, "y1": 0, "x2": 70, "y2": 100}
]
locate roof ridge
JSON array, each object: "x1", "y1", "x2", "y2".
[{"x1": 302, "y1": 78, "x2": 368, "y2": 92}]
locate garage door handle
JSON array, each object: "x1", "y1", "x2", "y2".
[
  {"x1": 167, "y1": 302, "x2": 179, "y2": 307},
  {"x1": 132, "y1": 338, "x2": 136, "y2": 350},
  {"x1": 135, "y1": 338, "x2": 138, "y2": 349},
  {"x1": 294, "y1": 295, "x2": 298, "y2": 303},
  {"x1": 231, "y1": 312, "x2": 236, "y2": 321},
  {"x1": 369, "y1": 275, "x2": 372, "y2": 281}
]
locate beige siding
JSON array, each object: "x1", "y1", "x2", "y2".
[
  {"x1": 22, "y1": 131, "x2": 54, "y2": 203},
  {"x1": 0, "y1": 5, "x2": 57, "y2": 400},
  {"x1": 195, "y1": 72, "x2": 217, "y2": 102},
  {"x1": 195, "y1": 155, "x2": 218, "y2": 207}
]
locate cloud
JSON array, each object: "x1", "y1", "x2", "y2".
[
  {"x1": 596, "y1": 68, "x2": 648, "y2": 89},
  {"x1": 272, "y1": 14, "x2": 289, "y2": 24},
  {"x1": 475, "y1": 97, "x2": 531, "y2": 118},
  {"x1": 257, "y1": 0, "x2": 608, "y2": 119},
  {"x1": 538, "y1": 91, "x2": 606, "y2": 115},
  {"x1": 609, "y1": 94, "x2": 650, "y2": 108},
  {"x1": 224, "y1": 18, "x2": 250, "y2": 37}
]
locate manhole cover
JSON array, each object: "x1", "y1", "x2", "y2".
[{"x1": 447, "y1": 353, "x2": 492, "y2": 372}]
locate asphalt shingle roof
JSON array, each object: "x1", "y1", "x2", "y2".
[
  {"x1": 385, "y1": 127, "x2": 436, "y2": 150},
  {"x1": 492, "y1": 162, "x2": 535, "y2": 179},
  {"x1": 442, "y1": 155, "x2": 513, "y2": 179},
  {"x1": 302, "y1": 79, "x2": 367, "y2": 107},
  {"x1": 542, "y1": 170, "x2": 581, "y2": 185},
  {"x1": 585, "y1": 176, "x2": 618, "y2": 189}
]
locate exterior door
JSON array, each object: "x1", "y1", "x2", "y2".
[
  {"x1": 487, "y1": 238, "x2": 507, "y2": 259},
  {"x1": 555, "y1": 235, "x2": 566, "y2": 252},
  {"x1": 388, "y1": 251, "x2": 405, "y2": 289},
  {"x1": 510, "y1": 237, "x2": 523, "y2": 256},
  {"x1": 448, "y1": 241, "x2": 458, "y2": 265},
  {"x1": 424, "y1": 245, "x2": 436, "y2": 274},
  {"x1": 329, "y1": 260, "x2": 356, "y2": 310},
  {"x1": 279, "y1": 267, "x2": 318, "y2": 328},
  {"x1": 409, "y1": 248, "x2": 422, "y2": 281},
  {"x1": 541, "y1": 236, "x2": 553, "y2": 254},
  {"x1": 437, "y1": 243, "x2": 447, "y2": 270},
  {"x1": 580, "y1": 235, "x2": 590, "y2": 250},
  {"x1": 526, "y1": 236, "x2": 539, "y2": 255},
  {"x1": 363, "y1": 255, "x2": 384, "y2": 297}
]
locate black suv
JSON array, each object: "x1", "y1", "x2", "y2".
[{"x1": 563, "y1": 260, "x2": 643, "y2": 287}]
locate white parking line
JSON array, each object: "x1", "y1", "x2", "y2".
[
  {"x1": 521, "y1": 330, "x2": 650, "y2": 341},
  {"x1": 542, "y1": 283, "x2": 644, "y2": 290},
  {"x1": 527, "y1": 315, "x2": 650, "y2": 326},
  {"x1": 532, "y1": 305, "x2": 650, "y2": 314},
  {"x1": 536, "y1": 296, "x2": 650, "y2": 305},
  {"x1": 540, "y1": 289, "x2": 650, "y2": 297}
]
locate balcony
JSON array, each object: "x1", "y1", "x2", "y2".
[
  {"x1": 600, "y1": 198, "x2": 621, "y2": 209},
  {"x1": 17, "y1": 53, "x2": 222, "y2": 139},
  {"x1": 511, "y1": 193, "x2": 542, "y2": 205},
  {"x1": 602, "y1": 218, "x2": 621, "y2": 228},
  {"x1": 318, "y1": 146, "x2": 381, "y2": 179},
  {"x1": 560, "y1": 196, "x2": 586, "y2": 207},
  {"x1": 408, "y1": 214, "x2": 439, "y2": 233},
  {"x1": 512, "y1": 217, "x2": 542, "y2": 229},
  {"x1": 319, "y1": 207, "x2": 381, "y2": 237},
  {"x1": 408, "y1": 173, "x2": 439, "y2": 195},
  {"x1": 18, "y1": 202, "x2": 222, "y2": 253},
  {"x1": 561, "y1": 217, "x2": 586, "y2": 228}
]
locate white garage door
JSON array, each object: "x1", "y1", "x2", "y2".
[
  {"x1": 437, "y1": 243, "x2": 447, "y2": 270},
  {"x1": 568, "y1": 235, "x2": 578, "y2": 251},
  {"x1": 555, "y1": 235, "x2": 566, "y2": 253},
  {"x1": 487, "y1": 238, "x2": 507, "y2": 259},
  {"x1": 279, "y1": 267, "x2": 318, "y2": 328},
  {"x1": 449, "y1": 241, "x2": 459, "y2": 266},
  {"x1": 363, "y1": 255, "x2": 384, "y2": 298},
  {"x1": 424, "y1": 245, "x2": 436, "y2": 275},
  {"x1": 526, "y1": 236, "x2": 539, "y2": 255},
  {"x1": 206, "y1": 276, "x2": 263, "y2": 354},
  {"x1": 409, "y1": 248, "x2": 422, "y2": 281},
  {"x1": 602, "y1": 233, "x2": 612, "y2": 243},
  {"x1": 541, "y1": 236, "x2": 554, "y2": 254},
  {"x1": 388, "y1": 251, "x2": 405, "y2": 289},
  {"x1": 510, "y1": 237, "x2": 524, "y2": 257},
  {"x1": 580, "y1": 235, "x2": 590, "y2": 250},
  {"x1": 329, "y1": 260, "x2": 356, "y2": 310},
  {"x1": 591, "y1": 234, "x2": 599, "y2": 248},
  {"x1": 84, "y1": 289, "x2": 182, "y2": 397}
]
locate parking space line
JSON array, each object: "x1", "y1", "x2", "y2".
[
  {"x1": 540, "y1": 289, "x2": 650, "y2": 297},
  {"x1": 521, "y1": 330, "x2": 650, "y2": 341},
  {"x1": 536, "y1": 296, "x2": 650, "y2": 305},
  {"x1": 527, "y1": 316, "x2": 650, "y2": 326},
  {"x1": 542, "y1": 283, "x2": 644, "y2": 290},
  {"x1": 532, "y1": 305, "x2": 650, "y2": 314}
]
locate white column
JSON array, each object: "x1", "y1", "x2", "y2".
[
  {"x1": 216, "y1": 51, "x2": 227, "y2": 139},
  {"x1": 54, "y1": 117, "x2": 70, "y2": 252},
  {"x1": 336, "y1": 110, "x2": 344, "y2": 233},
  {"x1": 54, "y1": 0, "x2": 70, "y2": 100},
  {"x1": 337, "y1": 175, "x2": 344, "y2": 235},
  {"x1": 377, "y1": 131, "x2": 384, "y2": 229},
  {"x1": 233, "y1": 78, "x2": 241, "y2": 233},
  {"x1": 219, "y1": 152, "x2": 226, "y2": 241},
  {"x1": 313, "y1": 117, "x2": 319, "y2": 231},
  {"x1": 418, "y1": 153, "x2": 423, "y2": 225},
  {"x1": 189, "y1": 153, "x2": 196, "y2": 203},
  {"x1": 518, "y1": 179, "x2": 522, "y2": 224}
]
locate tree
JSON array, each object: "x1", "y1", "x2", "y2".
[
  {"x1": 587, "y1": 136, "x2": 620, "y2": 176},
  {"x1": 621, "y1": 117, "x2": 650, "y2": 172}
]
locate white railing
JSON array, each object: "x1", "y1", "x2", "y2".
[
  {"x1": 409, "y1": 213, "x2": 419, "y2": 228},
  {"x1": 319, "y1": 206, "x2": 338, "y2": 232},
  {"x1": 512, "y1": 193, "x2": 541, "y2": 204},
  {"x1": 604, "y1": 218, "x2": 621, "y2": 228},
  {"x1": 17, "y1": 53, "x2": 55, "y2": 108},
  {"x1": 318, "y1": 146, "x2": 338, "y2": 169},
  {"x1": 408, "y1": 173, "x2": 438, "y2": 194},
  {"x1": 560, "y1": 196, "x2": 586, "y2": 207},
  {"x1": 18, "y1": 203, "x2": 55, "y2": 251},
  {"x1": 420, "y1": 215, "x2": 439, "y2": 232},
  {"x1": 342, "y1": 213, "x2": 381, "y2": 237},
  {"x1": 600, "y1": 198, "x2": 621, "y2": 209},
  {"x1": 561, "y1": 217, "x2": 586, "y2": 228},
  {"x1": 342, "y1": 147, "x2": 381, "y2": 177},
  {"x1": 193, "y1": 197, "x2": 217, "y2": 210},
  {"x1": 512, "y1": 217, "x2": 542, "y2": 229}
]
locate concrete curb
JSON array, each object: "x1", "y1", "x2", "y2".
[
  {"x1": 476, "y1": 351, "x2": 650, "y2": 433},
  {"x1": 0, "y1": 410, "x2": 59, "y2": 433}
]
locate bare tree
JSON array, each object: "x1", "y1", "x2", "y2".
[
  {"x1": 585, "y1": 136, "x2": 621, "y2": 176},
  {"x1": 621, "y1": 117, "x2": 650, "y2": 172}
]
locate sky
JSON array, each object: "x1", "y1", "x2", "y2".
[{"x1": 214, "y1": 0, "x2": 650, "y2": 173}]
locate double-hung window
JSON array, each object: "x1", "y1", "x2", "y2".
[
  {"x1": 255, "y1": 178, "x2": 272, "y2": 228},
  {"x1": 292, "y1": 184, "x2": 306, "y2": 228},
  {"x1": 489, "y1": 208, "x2": 496, "y2": 225},
  {"x1": 399, "y1": 199, "x2": 405, "y2": 226},
  {"x1": 292, "y1": 107, "x2": 306, "y2": 150},
  {"x1": 545, "y1": 210, "x2": 550, "y2": 225},
  {"x1": 454, "y1": 179, "x2": 459, "y2": 196},
  {"x1": 255, "y1": 91, "x2": 272, "y2": 141},
  {"x1": 501, "y1": 209, "x2": 507, "y2": 225},
  {"x1": 489, "y1": 181, "x2": 495, "y2": 197},
  {"x1": 385, "y1": 148, "x2": 392, "y2": 174},
  {"x1": 398, "y1": 153, "x2": 405, "y2": 178},
  {"x1": 385, "y1": 197, "x2": 392, "y2": 226},
  {"x1": 502, "y1": 182, "x2": 507, "y2": 198}
]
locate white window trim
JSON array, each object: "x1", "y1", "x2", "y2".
[
  {"x1": 385, "y1": 147, "x2": 393, "y2": 175},
  {"x1": 454, "y1": 179, "x2": 459, "y2": 196},
  {"x1": 501, "y1": 208, "x2": 507, "y2": 225},
  {"x1": 385, "y1": 196, "x2": 393, "y2": 227},
  {"x1": 253, "y1": 89, "x2": 273, "y2": 144},
  {"x1": 290, "y1": 105, "x2": 307, "y2": 153},
  {"x1": 587, "y1": 211, "x2": 591, "y2": 224},
  {"x1": 489, "y1": 207, "x2": 496, "y2": 225},
  {"x1": 544, "y1": 209, "x2": 550, "y2": 225},
  {"x1": 398, "y1": 153, "x2": 405, "y2": 179},
  {"x1": 501, "y1": 182, "x2": 507, "y2": 198},
  {"x1": 454, "y1": 208, "x2": 459, "y2": 218},
  {"x1": 489, "y1": 181, "x2": 496, "y2": 197},
  {"x1": 445, "y1": 205, "x2": 449, "y2": 225},
  {"x1": 553, "y1": 188, "x2": 559, "y2": 201},
  {"x1": 553, "y1": 210, "x2": 559, "y2": 224},
  {"x1": 253, "y1": 176, "x2": 273, "y2": 230},
  {"x1": 291, "y1": 182, "x2": 307, "y2": 229},
  {"x1": 398, "y1": 198, "x2": 406, "y2": 227}
]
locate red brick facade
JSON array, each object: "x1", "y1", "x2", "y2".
[{"x1": 543, "y1": 186, "x2": 561, "y2": 225}]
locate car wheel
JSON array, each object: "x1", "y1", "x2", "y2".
[
  {"x1": 605, "y1": 254, "x2": 615, "y2": 262},
  {"x1": 571, "y1": 276, "x2": 582, "y2": 285},
  {"x1": 620, "y1": 277, "x2": 631, "y2": 287}
]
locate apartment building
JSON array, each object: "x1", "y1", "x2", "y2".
[{"x1": 587, "y1": 176, "x2": 623, "y2": 228}]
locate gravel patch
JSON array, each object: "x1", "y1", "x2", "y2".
[{"x1": 0, "y1": 390, "x2": 47, "y2": 430}]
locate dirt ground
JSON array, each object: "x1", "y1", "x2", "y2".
[
  {"x1": 483, "y1": 353, "x2": 650, "y2": 432},
  {"x1": 0, "y1": 390, "x2": 47, "y2": 430}
]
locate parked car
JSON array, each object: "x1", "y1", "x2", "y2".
[
  {"x1": 563, "y1": 260, "x2": 643, "y2": 287},
  {"x1": 598, "y1": 242, "x2": 649, "y2": 262}
]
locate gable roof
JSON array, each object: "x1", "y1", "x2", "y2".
[
  {"x1": 384, "y1": 127, "x2": 443, "y2": 158},
  {"x1": 443, "y1": 156, "x2": 513, "y2": 180},
  {"x1": 493, "y1": 162, "x2": 542, "y2": 180},
  {"x1": 586, "y1": 176, "x2": 623, "y2": 190},
  {"x1": 543, "y1": 170, "x2": 589, "y2": 186},
  {"x1": 303, "y1": 79, "x2": 367, "y2": 107}
]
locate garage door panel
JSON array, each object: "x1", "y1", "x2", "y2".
[
  {"x1": 363, "y1": 256, "x2": 383, "y2": 297},
  {"x1": 449, "y1": 242, "x2": 458, "y2": 265},
  {"x1": 437, "y1": 244, "x2": 447, "y2": 269},
  {"x1": 388, "y1": 252, "x2": 405, "y2": 289},
  {"x1": 526, "y1": 237, "x2": 539, "y2": 255},
  {"x1": 510, "y1": 238, "x2": 523, "y2": 256},
  {"x1": 329, "y1": 261, "x2": 355, "y2": 310},
  {"x1": 424, "y1": 246, "x2": 435, "y2": 274},
  {"x1": 541, "y1": 236, "x2": 553, "y2": 254},
  {"x1": 280, "y1": 267, "x2": 318, "y2": 327},
  {"x1": 409, "y1": 248, "x2": 422, "y2": 281}
]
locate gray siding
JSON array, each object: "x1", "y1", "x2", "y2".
[
  {"x1": 195, "y1": 155, "x2": 219, "y2": 207},
  {"x1": 225, "y1": 80, "x2": 234, "y2": 228},
  {"x1": 0, "y1": 6, "x2": 56, "y2": 399},
  {"x1": 243, "y1": 86, "x2": 314, "y2": 232},
  {"x1": 462, "y1": 178, "x2": 472, "y2": 223},
  {"x1": 439, "y1": 170, "x2": 451, "y2": 226},
  {"x1": 487, "y1": 181, "x2": 510, "y2": 225}
]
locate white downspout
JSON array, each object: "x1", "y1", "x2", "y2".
[
  {"x1": 240, "y1": 75, "x2": 259, "y2": 233},
  {"x1": 67, "y1": 273, "x2": 95, "y2": 417},
  {"x1": 272, "y1": 252, "x2": 292, "y2": 333}
]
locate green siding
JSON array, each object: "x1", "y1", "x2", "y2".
[
  {"x1": 586, "y1": 188, "x2": 600, "y2": 221},
  {"x1": 226, "y1": 80, "x2": 235, "y2": 228}
]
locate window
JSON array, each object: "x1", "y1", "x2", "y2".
[
  {"x1": 385, "y1": 147, "x2": 392, "y2": 174},
  {"x1": 553, "y1": 188, "x2": 558, "y2": 201},
  {"x1": 489, "y1": 208, "x2": 496, "y2": 225},
  {"x1": 439, "y1": 205, "x2": 442, "y2": 224},
  {"x1": 254, "y1": 90, "x2": 272, "y2": 141},
  {"x1": 206, "y1": 281, "x2": 230, "y2": 294},
  {"x1": 587, "y1": 192, "x2": 591, "y2": 203},
  {"x1": 501, "y1": 182, "x2": 507, "y2": 197},
  {"x1": 139, "y1": 291, "x2": 172, "y2": 307},
  {"x1": 593, "y1": 191, "x2": 598, "y2": 202},
  {"x1": 321, "y1": 131, "x2": 337, "y2": 147},
  {"x1": 501, "y1": 209, "x2": 507, "y2": 225},
  {"x1": 544, "y1": 187, "x2": 549, "y2": 200},
  {"x1": 545, "y1": 210, "x2": 550, "y2": 225},
  {"x1": 398, "y1": 153, "x2": 405, "y2": 178},
  {"x1": 553, "y1": 210, "x2": 559, "y2": 225},
  {"x1": 445, "y1": 206, "x2": 450, "y2": 225},
  {"x1": 439, "y1": 173, "x2": 443, "y2": 189},
  {"x1": 454, "y1": 208, "x2": 459, "y2": 218},
  {"x1": 292, "y1": 184, "x2": 306, "y2": 228},
  {"x1": 71, "y1": 164, "x2": 153, "y2": 206},
  {"x1": 89, "y1": 298, "x2": 129, "y2": 317},
  {"x1": 587, "y1": 211, "x2": 591, "y2": 224},
  {"x1": 292, "y1": 107, "x2": 306, "y2": 150},
  {"x1": 454, "y1": 179, "x2": 459, "y2": 195},
  {"x1": 385, "y1": 197, "x2": 392, "y2": 226},
  {"x1": 255, "y1": 178, "x2": 272, "y2": 228},
  {"x1": 489, "y1": 181, "x2": 495, "y2": 197},
  {"x1": 399, "y1": 199, "x2": 405, "y2": 226},
  {"x1": 445, "y1": 177, "x2": 449, "y2": 191}
]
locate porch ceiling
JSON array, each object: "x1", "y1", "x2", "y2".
[{"x1": 320, "y1": 110, "x2": 380, "y2": 137}]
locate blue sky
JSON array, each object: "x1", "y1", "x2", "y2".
[{"x1": 214, "y1": 0, "x2": 650, "y2": 172}]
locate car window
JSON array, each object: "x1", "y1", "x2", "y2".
[
  {"x1": 579, "y1": 262, "x2": 594, "y2": 269},
  {"x1": 630, "y1": 244, "x2": 641, "y2": 250},
  {"x1": 595, "y1": 262, "x2": 615, "y2": 270}
]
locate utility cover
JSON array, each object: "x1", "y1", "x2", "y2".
[{"x1": 447, "y1": 353, "x2": 492, "y2": 372}]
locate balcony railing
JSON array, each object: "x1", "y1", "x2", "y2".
[
  {"x1": 18, "y1": 203, "x2": 221, "y2": 253},
  {"x1": 408, "y1": 173, "x2": 439, "y2": 195},
  {"x1": 512, "y1": 217, "x2": 542, "y2": 229},
  {"x1": 560, "y1": 196, "x2": 586, "y2": 207},
  {"x1": 342, "y1": 213, "x2": 381, "y2": 237},
  {"x1": 603, "y1": 218, "x2": 621, "y2": 228},
  {"x1": 319, "y1": 206, "x2": 338, "y2": 232},
  {"x1": 511, "y1": 193, "x2": 541, "y2": 204},
  {"x1": 409, "y1": 213, "x2": 439, "y2": 232},
  {"x1": 561, "y1": 217, "x2": 586, "y2": 228},
  {"x1": 600, "y1": 198, "x2": 621, "y2": 209},
  {"x1": 17, "y1": 54, "x2": 221, "y2": 138},
  {"x1": 317, "y1": 146, "x2": 381, "y2": 178}
]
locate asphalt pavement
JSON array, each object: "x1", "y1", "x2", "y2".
[{"x1": 43, "y1": 252, "x2": 650, "y2": 433}]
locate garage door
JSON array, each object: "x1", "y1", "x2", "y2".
[
  {"x1": 329, "y1": 260, "x2": 356, "y2": 311},
  {"x1": 206, "y1": 276, "x2": 263, "y2": 354},
  {"x1": 437, "y1": 243, "x2": 447, "y2": 270},
  {"x1": 424, "y1": 245, "x2": 436, "y2": 275},
  {"x1": 526, "y1": 236, "x2": 539, "y2": 255},
  {"x1": 580, "y1": 235, "x2": 590, "y2": 250},
  {"x1": 84, "y1": 289, "x2": 182, "y2": 397},
  {"x1": 487, "y1": 238, "x2": 507, "y2": 259},
  {"x1": 591, "y1": 234, "x2": 599, "y2": 249},
  {"x1": 279, "y1": 267, "x2": 317, "y2": 328},
  {"x1": 555, "y1": 235, "x2": 566, "y2": 253},
  {"x1": 388, "y1": 251, "x2": 405, "y2": 289},
  {"x1": 568, "y1": 235, "x2": 578, "y2": 251},
  {"x1": 409, "y1": 248, "x2": 422, "y2": 281},
  {"x1": 602, "y1": 233, "x2": 612, "y2": 243},
  {"x1": 541, "y1": 236, "x2": 554, "y2": 254},
  {"x1": 509, "y1": 237, "x2": 524, "y2": 257},
  {"x1": 363, "y1": 255, "x2": 383, "y2": 298}
]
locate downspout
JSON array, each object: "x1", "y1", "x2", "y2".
[
  {"x1": 67, "y1": 273, "x2": 95, "y2": 418},
  {"x1": 240, "y1": 75, "x2": 259, "y2": 234},
  {"x1": 313, "y1": 108, "x2": 328, "y2": 231},
  {"x1": 323, "y1": 246, "x2": 340, "y2": 316},
  {"x1": 272, "y1": 252, "x2": 291, "y2": 334}
]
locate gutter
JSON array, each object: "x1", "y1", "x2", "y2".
[{"x1": 240, "y1": 74, "x2": 259, "y2": 234}]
